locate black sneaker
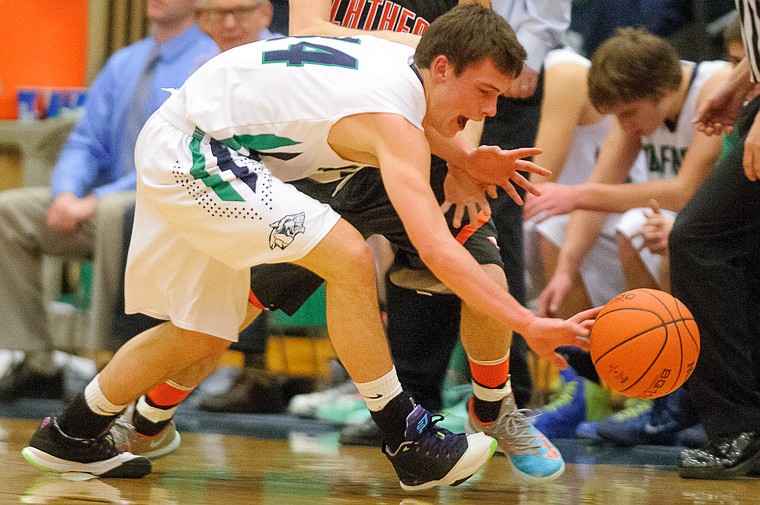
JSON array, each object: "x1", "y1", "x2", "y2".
[
  {"x1": 678, "y1": 431, "x2": 760, "y2": 479},
  {"x1": 0, "y1": 361, "x2": 64, "y2": 402},
  {"x1": 22, "y1": 416, "x2": 152, "y2": 478},
  {"x1": 383, "y1": 404, "x2": 496, "y2": 491}
]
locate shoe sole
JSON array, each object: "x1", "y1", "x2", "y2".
[
  {"x1": 678, "y1": 449, "x2": 760, "y2": 480},
  {"x1": 140, "y1": 431, "x2": 181, "y2": 459},
  {"x1": 399, "y1": 433, "x2": 497, "y2": 492},
  {"x1": 21, "y1": 447, "x2": 152, "y2": 478}
]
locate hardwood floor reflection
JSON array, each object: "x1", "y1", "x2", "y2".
[{"x1": 1, "y1": 418, "x2": 758, "y2": 504}]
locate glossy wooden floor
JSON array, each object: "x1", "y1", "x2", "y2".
[{"x1": 2, "y1": 418, "x2": 759, "y2": 505}]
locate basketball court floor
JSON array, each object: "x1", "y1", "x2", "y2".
[{"x1": 1, "y1": 366, "x2": 758, "y2": 505}]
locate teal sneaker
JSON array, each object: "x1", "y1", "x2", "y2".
[
  {"x1": 466, "y1": 394, "x2": 565, "y2": 482},
  {"x1": 533, "y1": 369, "x2": 611, "y2": 439}
]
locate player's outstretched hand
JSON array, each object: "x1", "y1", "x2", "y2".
[
  {"x1": 523, "y1": 182, "x2": 580, "y2": 222},
  {"x1": 440, "y1": 169, "x2": 496, "y2": 228},
  {"x1": 523, "y1": 306, "x2": 601, "y2": 370},
  {"x1": 462, "y1": 145, "x2": 550, "y2": 204}
]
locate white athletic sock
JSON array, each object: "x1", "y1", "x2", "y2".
[
  {"x1": 355, "y1": 367, "x2": 403, "y2": 412},
  {"x1": 84, "y1": 374, "x2": 127, "y2": 416}
]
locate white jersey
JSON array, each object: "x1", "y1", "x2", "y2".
[
  {"x1": 161, "y1": 35, "x2": 425, "y2": 183},
  {"x1": 641, "y1": 60, "x2": 729, "y2": 181},
  {"x1": 128, "y1": 35, "x2": 429, "y2": 340},
  {"x1": 544, "y1": 48, "x2": 612, "y2": 186}
]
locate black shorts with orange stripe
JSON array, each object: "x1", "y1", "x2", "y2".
[{"x1": 249, "y1": 155, "x2": 503, "y2": 315}]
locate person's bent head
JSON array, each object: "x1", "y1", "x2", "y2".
[
  {"x1": 588, "y1": 27, "x2": 682, "y2": 136},
  {"x1": 415, "y1": 4, "x2": 525, "y2": 137},
  {"x1": 415, "y1": 4, "x2": 525, "y2": 78}
]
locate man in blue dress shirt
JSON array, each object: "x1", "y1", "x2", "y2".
[{"x1": 0, "y1": 0, "x2": 218, "y2": 401}]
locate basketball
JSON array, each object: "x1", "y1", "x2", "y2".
[{"x1": 589, "y1": 288, "x2": 700, "y2": 399}]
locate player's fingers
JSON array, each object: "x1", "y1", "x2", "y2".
[
  {"x1": 500, "y1": 182, "x2": 523, "y2": 206},
  {"x1": 468, "y1": 204, "x2": 480, "y2": 228},
  {"x1": 570, "y1": 306, "x2": 603, "y2": 323},
  {"x1": 507, "y1": 147, "x2": 542, "y2": 160},
  {"x1": 453, "y1": 204, "x2": 465, "y2": 229},
  {"x1": 514, "y1": 159, "x2": 550, "y2": 178},
  {"x1": 440, "y1": 201, "x2": 452, "y2": 215},
  {"x1": 486, "y1": 185, "x2": 498, "y2": 199},
  {"x1": 510, "y1": 170, "x2": 534, "y2": 190},
  {"x1": 648, "y1": 199, "x2": 661, "y2": 214},
  {"x1": 479, "y1": 199, "x2": 492, "y2": 219},
  {"x1": 574, "y1": 335, "x2": 591, "y2": 350}
]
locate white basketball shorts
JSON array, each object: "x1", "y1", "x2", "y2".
[{"x1": 125, "y1": 107, "x2": 340, "y2": 341}]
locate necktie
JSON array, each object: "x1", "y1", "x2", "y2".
[{"x1": 122, "y1": 46, "x2": 161, "y2": 174}]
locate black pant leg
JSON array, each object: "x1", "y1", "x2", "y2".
[
  {"x1": 113, "y1": 203, "x2": 163, "y2": 347},
  {"x1": 385, "y1": 277, "x2": 460, "y2": 412},
  {"x1": 670, "y1": 97, "x2": 760, "y2": 436}
]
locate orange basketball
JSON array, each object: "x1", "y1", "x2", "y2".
[{"x1": 589, "y1": 288, "x2": 700, "y2": 399}]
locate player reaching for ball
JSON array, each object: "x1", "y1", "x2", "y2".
[{"x1": 20, "y1": 6, "x2": 598, "y2": 489}]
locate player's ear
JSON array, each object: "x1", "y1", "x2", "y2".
[{"x1": 430, "y1": 55, "x2": 450, "y2": 81}]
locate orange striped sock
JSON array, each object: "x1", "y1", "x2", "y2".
[
  {"x1": 468, "y1": 353, "x2": 510, "y2": 424},
  {"x1": 134, "y1": 380, "x2": 194, "y2": 436}
]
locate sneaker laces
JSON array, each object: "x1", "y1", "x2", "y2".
[
  {"x1": 111, "y1": 418, "x2": 138, "y2": 449},
  {"x1": 490, "y1": 408, "x2": 542, "y2": 454},
  {"x1": 407, "y1": 414, "x2": 462, "y2": 458}
]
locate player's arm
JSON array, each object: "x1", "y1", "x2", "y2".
[
  {"x1": 289, "y1": 0, "x2": 422, "y2": 47},
  {"x1": 371, "y1": 116, "x2": 536, "y2": 332},
  {"x1": 524, "y1": 121, "x2": 642, "y2": 220},
  {"x1": 376, "y1": 117, "x2": 598, "y2": 366},
  {"x1": 531, "y1": 60, "x2": 588, "y2": 183},
  {"x1": 569, "y1": 68, "x2": 729, "y2": 212}
]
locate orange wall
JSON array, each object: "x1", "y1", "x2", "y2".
[{"x1": 0, "y1": 0, "x2": 88, "y2": 119}]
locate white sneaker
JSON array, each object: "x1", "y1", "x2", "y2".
[{"x1": 287, "y1": 380, "x2": 357, "y2": 418}]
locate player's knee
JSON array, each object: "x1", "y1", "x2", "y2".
[{"x1": 335, "y1": 239, "x2": 376, "y2": 285}]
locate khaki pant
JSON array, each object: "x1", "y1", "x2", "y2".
[{"x1": 0, "y1": 186, "x2": 135, "y2": 356}]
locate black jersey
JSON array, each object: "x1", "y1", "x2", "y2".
[{"x1": 330, "y1": 0, "x2": 457, "y2": 35}]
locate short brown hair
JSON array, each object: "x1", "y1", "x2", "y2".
[
  {"x1": 415, "y1": 4, "x2": 525, "y2": 78},
  {"x1": 588, "y1": 27, "x2": 682, "y2": 112}
]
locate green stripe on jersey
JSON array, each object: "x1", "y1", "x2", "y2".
[
  {"x1": 220, "y1": 133, "x2": 300, "y2": 152},
  {"x1": 188, "y1": 136, "x2": 245, "y2": 202}
]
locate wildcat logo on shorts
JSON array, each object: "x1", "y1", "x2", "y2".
[{"x1": 269, "y1": 212, "x2": 306, "y2": 250}]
